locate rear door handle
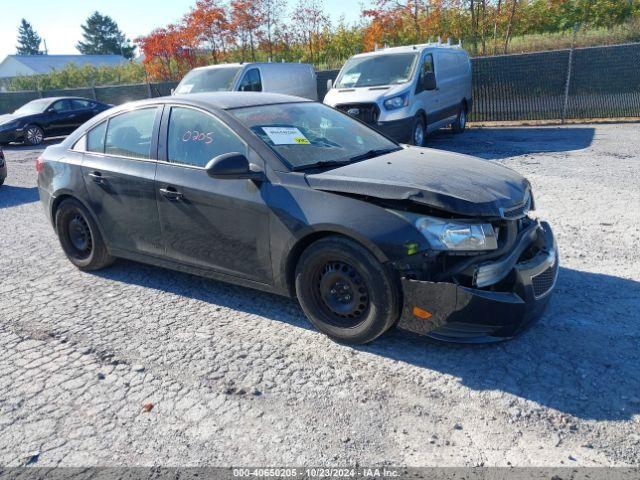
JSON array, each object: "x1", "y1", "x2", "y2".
[
  {"x1": 159, "y1": 187, "x2": 183, "y2": 200},
  {"x1": 88, "y1": 171, "x2": 105, "y2": 184}
]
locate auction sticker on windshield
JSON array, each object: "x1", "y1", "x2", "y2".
[{"x1": 262, "y1": 126, "x2": 310, "y2": 145}]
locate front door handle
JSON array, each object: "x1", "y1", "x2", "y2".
[
  {"x1": 88, "y1": 171, "x2": 105, "y2": 184},
  {"x1": 159, "y1": 187, "x2": 183, "y2": 200}
]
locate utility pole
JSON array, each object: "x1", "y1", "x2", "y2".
[{"x1": 561, "y1": 23, "x2": 580, "y2": 124}]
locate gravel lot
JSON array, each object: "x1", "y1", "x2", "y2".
[{"x1": 1, "y1": 124, "x2": 639, "y2": 467}]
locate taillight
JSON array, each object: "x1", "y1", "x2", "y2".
[{"x1": 35, "y1": 156, "x2": 44, "y2": 173}]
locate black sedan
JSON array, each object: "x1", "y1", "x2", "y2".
[
  {"x1": 0, "y1": 97, "x2": 111, "y2": 146},
  {"x1": 37, "y1": 93, "x2": 558, "y2": 344}
]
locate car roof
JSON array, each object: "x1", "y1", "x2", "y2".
[
  {"x1": 135, "y1": 92, "x2": 312, "y2": 110},
  {"x1": 188, "y1": 62, "x2": 313, "y2": 72},
  {"x1": 28, "y1": 96, "x2": 97, "y2": 104}
]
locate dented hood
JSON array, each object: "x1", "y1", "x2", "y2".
[{"x1": 305, "y1": 147, "x2": 531, "y2": 217}]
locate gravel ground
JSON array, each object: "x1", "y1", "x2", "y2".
[{"x1": 0, "y1": 124, "x2": 639, "y2": 467}]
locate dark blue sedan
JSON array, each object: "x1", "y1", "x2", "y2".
[{"x1": 0, "y1": 97, "x2": 112, "y2": 146}]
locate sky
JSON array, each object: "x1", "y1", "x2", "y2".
[{"x1": 0, "y1": 0, "x2": 368, "y2": 60}]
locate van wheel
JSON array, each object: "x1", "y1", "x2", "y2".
[
  {"x1": 295, "y1": 236, "x2": 400, "y2": 344},
  {"x1": 55, "y1": 198, "x2": 114, "y2": 271},
  {"x1": 410, "y1": 115, "x2": 426, "y2": 146},
  {"x1": 452, "y1": 104, "x2": 467, "y2": 133}
]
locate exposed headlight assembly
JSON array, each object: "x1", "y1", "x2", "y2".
[
  {"x1": 415, "y1": 216, "x2": 498, "y2": 251},
  {"x1": 383, "y1": 93, "x2": 409, "y2": 110}
]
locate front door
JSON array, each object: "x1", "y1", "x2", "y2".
[
  {"x1": 414, "y1": 53, "x2": 441, "y2": 129},
  {"x1": 155, "y1": 105, "x2": 272, "y2": 283},
  {"x1": 46, "y1": 99, "x2": 78, "y2": 136},
  {"x1": 80, "y1": 106, "x2": 163, "y2": 255}
]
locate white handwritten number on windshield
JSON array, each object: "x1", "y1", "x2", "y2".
[{"x1": 182, "y1": 130, "x2": 214, "y2": 144}]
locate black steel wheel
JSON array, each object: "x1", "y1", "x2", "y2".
[
  {"x1": 295, "y1": 236, "x2": 400, "y2": 344},
  {"x1": 55, "y1": 198, "x2": 114, "y2": 270}
]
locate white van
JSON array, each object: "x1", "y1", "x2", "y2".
[
  {"x1": 324, "y1": 43, "x2": 472, "y2": 145},
  {"x1": 174, "y1": 62, "x2": 318, "y2": 101}
]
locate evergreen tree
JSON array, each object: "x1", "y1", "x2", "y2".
[
  {"x1": 16, "y1": 19, "x2": 43, "y2": 55},
  {"x1": 76, "y1": 11, "x2": 136, "y2": 59}
]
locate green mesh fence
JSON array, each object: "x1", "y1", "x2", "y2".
[{"x1": 1, "y1": 43, "x2": 639, "y2": 120}]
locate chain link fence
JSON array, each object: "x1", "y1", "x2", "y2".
[{"x1": 1, "y1": 43, "x2": 639, "y2": 121}]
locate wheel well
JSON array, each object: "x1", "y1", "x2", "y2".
[
  {"x1": 285, "y1": 231, "x2": 383, "y2": 297},
  {"x1": 51, "y1": 194, "x2": 78, "y2": 227},
  {"x1": 416, "y1": 109, "x2": 427, "y2": 123}
]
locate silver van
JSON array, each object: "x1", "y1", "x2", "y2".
[
  {"x1": 324, "y1": 43, "x2": 472, "y2": 145},
  {"x1": 174, "y1": 62, "x2": 318, "y2": 101}
]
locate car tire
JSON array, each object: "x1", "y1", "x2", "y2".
[
  {"x1": 295, "y1": 235, "x2": 400, "y2": 344},
  {"x1": 410, "y1": 114, "x2": 427, "y2": 146},
  {"x1": 55, "y1": 198, "x2": 114, "y2": 271},
  {"x1": 24, "y1": 125, "x2": 44, "y2": 146},
  {"x1": 451, "y1": 103, "x2": 467, "y2": 134}
]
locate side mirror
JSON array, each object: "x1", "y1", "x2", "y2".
[
  {"x1": 423, "y1": 72, "x2": 437, "y2": 91},
  {"x1": 205, "y1": 152, "x2": 264, "y2": 181},
  {"x1": 326, "y1": 78, "x2": 333, "y2": 91},
  {"x1": 170, "y1": 88, "x2": 175, "y2": 95}
]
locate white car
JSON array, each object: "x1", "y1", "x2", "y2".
[
  {"x1": 174, "y1": 62, "x2": 318, "y2": 101},
  {"x1": 324, "y1": 42, "x2": 472, "y2": 145}
]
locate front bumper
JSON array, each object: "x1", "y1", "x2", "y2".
[
  {"x1": 374, "y1": 118, "x2": 413, "y2": 144},
  {"x1": 397, "y1": 221, "x2": 558, "y2": 342},
  {"x1": 0, "y1": 128, "x2": 22, "y2": 144}
]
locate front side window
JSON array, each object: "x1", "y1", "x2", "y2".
[
  {"x1": 238, "y1": 69, "x2": 262, "y2": 92},
  {"x1": 417, "y1": 54, "x2": 435, "y2": 92},
  {"x1": 231, "y1": 102, "x2": 399, "y2": 170},
  {"x1": 335, "y1": 53, "x2": 419, "y2": 88},
  {"x1": 174, "y1": 67, "x2": 242, "y2": 94},
  {"x1": 87, "y1": 121, "x2": 107, "y2": 153},
  {"x1": 105, "y1": 108, "x2": 157, "y2": 159},
  {"x1": 167, "y1": 107, "x2": 247, "y2": 168}
]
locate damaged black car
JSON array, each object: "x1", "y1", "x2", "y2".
[{"x1": 37, "y1": 93, "x2": 558, "y2": 344}]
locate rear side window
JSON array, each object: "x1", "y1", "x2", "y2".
[
  {"x1": 105, "y1": 108, "x2": 157, "y2": 159},
  {"x1": 167, "y1": 107, "x2": 246, "y2": 168},
  {"x1": 238, "y1": 69, "x2": 262, "y2": 92},
  {"x1": 51, "y1": 100, "x2": 72, "y2": 112},
  {"x1": 87, "y1": 122, "x2": 107, "y2": 153},
  {"x1": 71, "y1": 99, "x2": 91, "y2": 110}
]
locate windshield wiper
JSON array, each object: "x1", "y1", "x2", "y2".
[
  {"x1": 349, "y1": 147, "x2": 401, "y2": 162},
  {"x1": 292, "y1": 160, "x2": 351, "y2": 172}
]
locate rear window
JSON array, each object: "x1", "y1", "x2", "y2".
[
  {"x1": 104, "y1": 108, "x2": 157, "y2": 159},
  {"x1": 87, "y1": 122, "x2": 107, "y2": 153}
]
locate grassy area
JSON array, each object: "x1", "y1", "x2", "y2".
[{"x1": 501, "y1": 20, "x2": 640, "y2": 55}]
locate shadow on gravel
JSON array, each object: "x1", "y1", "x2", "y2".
[
  {"x1": 0, "y1": 186, "x2": 39, "y2": 208},
  {"x1": 95, "y1": 261, "x2": 639, "y2": 421},
  {"x1": 1, "y1": 138, "x2": 63, "y2": 153},
  {"x1": 429, "y1": 127, "x2": 595, "y2": 160}
]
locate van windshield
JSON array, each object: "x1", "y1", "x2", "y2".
[
  {"x1": 335, "y1": 53, "x2": 419, "y2": 88},
  {"x1": 175, "y1": 67, "x2": 242, "y2": 94}
]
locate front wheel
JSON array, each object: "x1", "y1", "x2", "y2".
[
  {"x1": 24, "y1": 125, "x2": 44, "y2": 146},
  {"x1": 410, "y1": 115, "x2": 426, "y2": 146},
  {"x1": 55, "y1": 198, "x2": 114, "y2": 271},
  {"x1": 295, "y1": 236, "x2": 400, "y2": 344},
  {"x1": 451, "y1": 104, "x2": 467, "y2": 133}
]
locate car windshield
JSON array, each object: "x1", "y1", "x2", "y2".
[
  {"x1": 14, "y1": 99, "x2": 51, "y2": 115},
  {"x1": 230, "y1": 102, "x2": 400, "y2": 171},
  {"x1": 175, "y1": 67, "x2": 242, "y2": 94},
  {"x1": 335, "y1": 53, "x2": 419, "y2": 88}
]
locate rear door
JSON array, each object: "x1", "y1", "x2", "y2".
[
  {"x1": 80, "y1": 106, "x2": 163, "y2": 255},
  {"x1": 70, "y1": 99, "x2": 98, "y2": 128},
  {"x1": 154, "y1": 105, "x2": 272, "y2": 283}
]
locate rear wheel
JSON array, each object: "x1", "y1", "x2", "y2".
[
  {"x1": 55, "y1": 198, "x2": 114, "y2": 271},
  {"x1": 24, "y1": 125, "x2": 44, "y2": 146},
  {"x1": 451, "y1": 103, "x2": 467, "y2": 134},
  {"x1": 295, "y1": 236, "x2": 400, "y2": 344}
]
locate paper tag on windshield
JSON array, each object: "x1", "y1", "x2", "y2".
[{"x1": 262, "y1": 126, "x2": 310, "y2": 145}]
